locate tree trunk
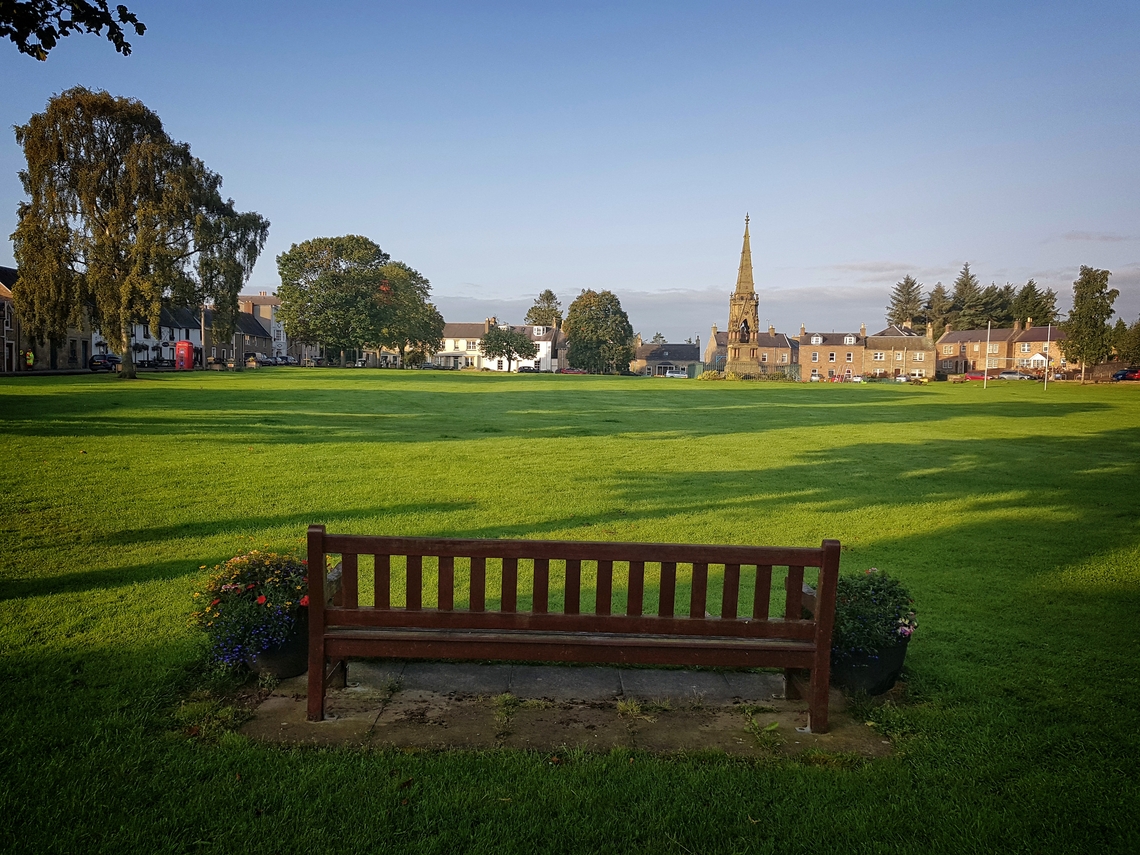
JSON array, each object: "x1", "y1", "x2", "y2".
[{"x1": 119, "y1": 330, "x2": 137, "y2": 379}]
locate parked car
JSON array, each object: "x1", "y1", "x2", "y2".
[
  {"x1": 275, "y1": 355, "x2": 296, "y2": 366},
  {"x1": 664, "y1": 369, "x2": 687, "y2": 378},
  {"x1": 1111, "y1": 367, "x2": 1140, "y2": 381},
  {"x1": 89, "y1": 353, "x2": 121, "y2": 372},
  {"x1": 998, "y1": 370, "x2": 1036, "y2": 380},
  {"x1": 418, "y1": 363, "x2": 437, "y2": 370},
  {"x1": 517, "y1": 366, "x2": 538, "y2": 373},
  {"x1": 558, "y1": 367, "x2": 587, "y2": 374},
  {"x1": 963, "y1": 371, "x2": 987, "y2": 380}
]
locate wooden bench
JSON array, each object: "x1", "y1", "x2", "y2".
[{"x1": 306, "y1": 526, "x2": 841, "y2": 732}]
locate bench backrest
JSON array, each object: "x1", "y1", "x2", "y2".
[{"x1": 308, "y1": 526, "x2": 839, "y2": 645}]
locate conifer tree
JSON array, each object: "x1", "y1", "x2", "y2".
[
  {"x1": 524, "y1": 289, "x2": 562, "y2": 328},
  {"x1": 924, "y1": 282, "x2": 953, "y2": 341},
  {"x1": 886, "y1": 275, "x2": 924, "y2": 329}
]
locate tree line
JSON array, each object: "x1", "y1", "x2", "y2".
[{"x1": 887, "y1": 263, "x2": 1139, "y2": 372}]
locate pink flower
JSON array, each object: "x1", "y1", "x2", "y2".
[{"x1": 299, "y1": 595, "x2": 310, "y2": 607}]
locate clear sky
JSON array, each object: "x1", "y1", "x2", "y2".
[{"x1": 3, "y1": 1, "x2": 1138, "y2": 340}]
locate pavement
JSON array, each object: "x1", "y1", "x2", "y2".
[{"x1": 242, "y1": 660, "x2": 893, "y2": 759}]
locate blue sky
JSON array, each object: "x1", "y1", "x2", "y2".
[{"x1": 3, "y1": 1, "x2": 1138, "y2": 339}]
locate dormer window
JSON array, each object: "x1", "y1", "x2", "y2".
[
  {"x1": 533, "y1": 326, "x2": 545, "y2": 336},
  {"x1": 844, "y1": 335, "x2": 856, "y2": 345},
  {"x1": 810, "y1": 334, "x2": 822, "y2": 345}
]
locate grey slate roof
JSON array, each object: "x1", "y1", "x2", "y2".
[{"x1": 634, "y1": 343, "x2": 701, "y2": 362}]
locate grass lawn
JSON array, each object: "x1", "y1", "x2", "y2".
[{"x1": 1, "y1": 369, "x2": 1138, "y2": 854}]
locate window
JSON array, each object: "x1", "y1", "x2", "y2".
[
  {"x1": 973, "y1": 343, "x2": 980, "y2": 352},
  {"x1": 1020, "y1": 342, "x2": 1031, "y2": 353},
  {"x1": 780, "y1": 353, "x2": 788, "y2": 363},
  {"x1": 828, "y1": 352, "x2": 836, "y2": 362},
  {"x1": 1042, "y1": 342, "x2": 1050, "y2": 352},
  {"x1": 845, "y1": 352, "x2": 853, "y2": 362},
  {"x1": 810, "y1": 334, "x2": 822, "y2": 345},
  {"x1": 811, "y1": 352, "x2": 819, "y2": 362},
  {"x1": 986, "y1": 357, "x2": 999, "y2": 368},
  {"x1": 496, "y1": 359, "x2": 503, "y2": 370},
  {"x1": 273, "y1": 328, "x2": 282, "y2": 340},
  {"x1": 1018, "y1": 358, "x2": 1031, "y2": 367},
  {"x1": 211, "y1": 347, "x2": 216, "y2": 358},
  {"x1": 895, "y1": 352, "x2": 903, "y2": 361},
  {"x1": 873, "y1": 352, "x2": 885, "y2": 361},
  {"x1": 913, "y1": 352, "x2": 924, "y2": 361},
  {"x1": 142, "y1": 327, "x2": 150, "y2": 339},
  {"x1": 760, "y1": 352, "x2": 768, "y2": 362},
  {"x1": 844, "y1": 335, "x2": 856, "y2": 345},
  {"x1": 987, "y1": 343, "x2": 999, "y2": 354},
  {"x1": 943, "y1": 345, "x2": 954, "y2": 355},
  {"x1": 3, "y1": 304, "x2": 9, "y2": 329}
]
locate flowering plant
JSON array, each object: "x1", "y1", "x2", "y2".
[
  {"x1": 830, "y1": 568, "x2": 917, "y2": 664},
  {"x1": 191, "y1": 550, "x2": 309, "y2": 668}
]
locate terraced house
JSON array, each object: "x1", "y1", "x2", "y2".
[
  {"x1": 797, "y1": 325, "x2": 865, "y2": 381},
  {"x1": 864, "y1": 323, "x2": 937, "y2": 379}
]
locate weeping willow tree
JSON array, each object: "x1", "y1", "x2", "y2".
[{"x1": 12, "y1": 87, "x2": 269, "y2": 378}]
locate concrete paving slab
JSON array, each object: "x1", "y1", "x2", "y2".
[
  {"x1": 240, "y1": 693, "x2": 374, "y2": 746},
  {"x1": 349, "y1": 660, "x2": 406, "y2": 690},
  {"x1": 619, "y1": 669, "x2": 734, "y2": 704},
  {"x1": 509, "y1": 664, "x2": 622, "y2": 701},
  {"x1": 505, "y1": 704, "x2": 632, "y2": 751},
  {"x1": 400, "y1": 661, "x2": 511, "y2": 695},
  {"x1": 722, "y1": 671, "x2": 785, "y2": 701}
]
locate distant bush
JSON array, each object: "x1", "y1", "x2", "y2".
[
  {"x1": 724, "y1": 371, "x2": 743, "y2": 381},
  {"x1": 697, "y1": 370, "x2": 724, "y2": 381}
]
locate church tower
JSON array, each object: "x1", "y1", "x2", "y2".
[{"x1": 724, "y1": 214, "x2": 761, "y2": 376}]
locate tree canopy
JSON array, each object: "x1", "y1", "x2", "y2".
[
  {"x1": 479, "y1": 325, "x2": 538, "y2": 372},
  {"x1": 1115, "y1": 316, "x2": 1140, "y2": 366},
  {"x1": 276, "y1": 235, "x2": 393, "y2": 365},
  {"x1": 886, "y1": 275, "x2": 924, "y2": 329},
  {"x1": 369, "y1": 261, "x2": 443, "y2": 367},
  {"x1": 2, "y1": 1, "x2": 144, "y2": 59},
  {"x1": 524, "y1": 289, "x2": 562, "y2": 328},
  {"x1": 1062, "y1": 266, "x2": 1118, "y2": 382},
  {"x1": 924, "y1": 282, "x2": 953, "y2": 340},
  {"x1": 12, "y1": 87, "x2": 269, "y2": 378},
  {"x1": 563, "y1": 289, "x2": 634, "y2": 374},
  {"x1": 1010, "y1": 279, "x2": 1058, "y2": 327}
]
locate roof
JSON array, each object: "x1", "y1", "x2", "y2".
[
  {"x1": 239, "y1": 292, "x2": 281, "y2": 306},
  {"x1": 714, "y1": 331, "x2": 728, "y2": 347},
  {"x1": 753, "y1": 331, "x2": 794, "y2": 348},
  {"x1": 443, "y1": 323, "x2": 487, "y2": 339},
  {"x1": 938, "y1": 327, "x2": 1019, "y2": 344},
  {"x1": 0, "y1": 266, "x2": 16, "y2": 290},
  {"x1": 800, "y1": 332, "x2": 864, "y2": 346},
  {"x1": 1015, "y1": 326, "x2": 1066, "y2": 343},
  {"x1": 634, "y1": 343, "x2": 701, "y2": 362},
  {"x1": 873, "y1": 325, "x2": 922, "y2": 337},
  {"x1": 235, "y1": 312, "x2": 271, "y2": 337}
]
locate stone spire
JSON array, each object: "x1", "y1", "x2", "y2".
[{"x1": 734, "y1": 214, "x2": 755, "y2": 294}]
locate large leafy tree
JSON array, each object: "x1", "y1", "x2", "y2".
[
  {"x1": 276, "y1": 235, "x2": 392, "y2": 366},
  {"x1": 12, "y1": 87, "x2": 269, "y2": 378},
  {"x1": 369, "y1": 261, "x2": 443, "y2": 367},
  {"x1": 524, "y1": 289, "x2": 562, "y2": 328},
  {"x1": 2, "y1": 1, "x2": 145, "y2": 59},
  {"x1": 886, "y1": 275, "x2": 924, "y2": 329},
  {"x1": 1062, "y1": 266, "x2": 1118, "y2": 382},
  {"x1": 563, "y1": 289, "x2": 634, "y2": 374},
  {"x1": 480, "y1": 324, "x2": 537, "y2": 372}
]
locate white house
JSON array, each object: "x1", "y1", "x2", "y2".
[{"x1": 430, "y1": 319, "x2": 566, "y2": 372}]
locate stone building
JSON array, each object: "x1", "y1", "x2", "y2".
[
  {"x1": 864, "y1": 323, "x2": 937, "y2": 379},
  {"x1": 797, "y1": 325, "x2": 866, "y2": 381}
]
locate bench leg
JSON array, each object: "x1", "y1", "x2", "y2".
[{"x1": 307, "y1": 636, "x2": 326, "y2": 722}]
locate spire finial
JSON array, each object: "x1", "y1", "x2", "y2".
[{"x1": 745, "y1": 213, "x2": 750, "y2": 226}]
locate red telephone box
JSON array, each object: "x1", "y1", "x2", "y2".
[{"x1": 175, "y1": 340, "x2": 195, "y2": 370}]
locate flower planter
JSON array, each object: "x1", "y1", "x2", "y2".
[
  {"x1": 245, "y1": 611, "x2": 308, "y2": 679},
  {"x1": 831, "y1": 636, "x2": 908, "y2": 695}
]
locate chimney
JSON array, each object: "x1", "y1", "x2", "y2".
[
  {"x1": 1013, "y1": 319, "x2": 1022, "y2": 332},
  {"x1": 800, "y1": 323, "x2": 806, "y2": 337},
  {"x1": 259, "y1": 291, "x2": 267, "y2": 296},
  {"x1": 944, "y1": 322, "x2": 952, "y2": 334},
  {"x1": 484, "y1": 317, "x2": 492, "y2": 334},
  {"x1": 860, "y1": 322, "x2": 867, "y2": 337},
  {"x1": 634, "y1": 333, "x2": 642, "y2": 348},
  {"x1": 1026, "y1": 317, "x2": 1033, "y2": 329},
  {"x1": 710, "y1": 323, "x2": 718, "y2": 335},
  {"x1": 768, "y1": 324, "x2": 776, "y2": 336}
]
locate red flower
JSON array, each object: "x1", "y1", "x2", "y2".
[
  {"x1": 246, "y1": 583, "x2": 256, "y2": 590},
  {"x1": 256, "y1": 595, "x2": 267, "y2": 605},
  {"x1": 210, "y1": 598, "x2": 220, "y2": 607},
  {"x1": 299, "y1": 595, "x2": 310, "y2": 607}
]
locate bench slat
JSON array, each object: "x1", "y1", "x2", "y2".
[
  {"x1": 323, "y1": 607, "x2": 816, "y2": 640},
  {"x1": 596, "y1": 560, "x2": 613, "y2": 616},
  {"x1": 374, "y1": 554, "x2": 390, "y2": 610},
  {"x1": 502, "y1": 557, "x2": 518, "y2": 613},
  {"x1": 438, "y1": 555, "x2": 454, "y2": 611},
  {"x1": 722, "y1": 563, "x2": 740, "y2": 620},
  {"x1": 533, "y1": 558, "x2": 549, "y2": 614},
  {"x1": 342, "y1": 553, "x2": 358, "y2": 609},
  {"x1": 785, "y1": 565, "x2": 804, "y2": 619},
  {"x1": 470, "y1": 557, "x2": 486, "y2": 612},
  {"x1": 627, "y1": 561, "x2": 644, "y2": 617},
  {"x1": 753, "y1": 564, "x2": 772, "y2": 620},
  {"x1": 690, "y1": 562, "x2": 708, "y2": 618},
  {"x1": 565, "y1": 559, "x2": 581, "y2": 615},
  {"x1": 659, "y1": 562, "x2": 676, "y2": 617}
]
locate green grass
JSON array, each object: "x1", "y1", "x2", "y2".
[{"x1": 2, "y1": 369, "x2": 1139, "y2": 853}]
